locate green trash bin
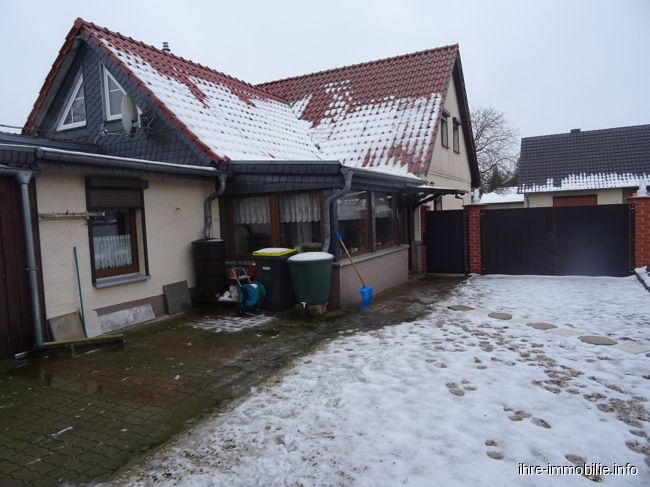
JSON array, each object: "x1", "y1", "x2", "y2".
[{"x1": 287, "y1": 252, "x2": 334, "y2": 306}]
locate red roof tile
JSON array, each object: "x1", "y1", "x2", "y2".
[
  {"x1": 25, "y1": 19, "x2": 471, "y2": 180},
  {"x1": 259, "y1": 46, "x2": 459, "y2": 175}
]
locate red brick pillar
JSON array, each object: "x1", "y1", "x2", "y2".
[
  {"x1": 628, "y1": 196, "x2": 650, "y2": 269},
  {"x1": 465, "y1": 204, "x2": 486, "y2": 274}
]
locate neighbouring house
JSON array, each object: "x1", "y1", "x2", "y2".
[
  {"x1": 518, "y1": 125, "x2": 650, "y2": 207},
  {"x1": 0, "y1": 18, "x2": 479, "y2": 358},
  {"x1": 478, "y1": 187, "x2": 524, "y2": 209}
]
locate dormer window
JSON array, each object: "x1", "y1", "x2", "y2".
[
  {"x1": 57, "y1": 73, "x2": 86, "y2": 130},
  {"x1": 102, "y1": 66, "x2": 126, "y2": 121}
]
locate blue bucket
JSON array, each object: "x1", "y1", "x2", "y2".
[{"x1": 359, "y1": 286, "x2": 373, "y2": 310}]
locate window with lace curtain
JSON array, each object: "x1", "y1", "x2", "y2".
[
  {"x1": 226, "y1": 192, "x2": 323, "y2": 259},
  {"x1": 279, "y1": 193, "x2": 321, "y2": 248}
]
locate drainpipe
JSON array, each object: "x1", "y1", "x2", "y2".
[
  {"x1": 322, "y1": 167, "x2": 353, "y2": 253},
  {"x1": 12, "y1": 170, "x2": 44, "y2": 346},
  {"x1": 203, "y1": 173, "x2": 227, "y2": 239}
]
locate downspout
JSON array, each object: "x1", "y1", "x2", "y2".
[
  {"x1": 322, "y1": 167, "x2": 353, "y2": 253},
  {"x1": 203, "y1": 173, "x2": 227, "y2": 239},
  {"x1": 15, "y1": 171, "x2": 44, "y2": 347}
]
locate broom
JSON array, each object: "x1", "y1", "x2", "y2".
[{"x1": 336, "y1": 232, "x2": 373, "y2": 309}]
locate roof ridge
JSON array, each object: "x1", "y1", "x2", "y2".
[
  {"x1": 76, "y1": 17, "x2": 286, "y2": 102},
  {"x1": 522, "y1": 123, "x2": 650, "y2": 141},
  {"x1": 257, "y1": 43, "x2": 459, "y2": 88}
]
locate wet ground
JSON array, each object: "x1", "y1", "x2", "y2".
[{"x1": 0, "y1": 277, "x2": 462, "y2": 486}]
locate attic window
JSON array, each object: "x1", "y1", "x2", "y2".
[
  {"x1": 57, "y1": 73, "x2": 86, "y2": 130},
  {"x1": 440, "y1": 111, "x2": 449, "y2": 148},
  {"x1": 453, "y1": 117, "x2": 461, "y2": 153},
  {"x1": 102, "y1": 66, "x2": 127, "y2": 121}
]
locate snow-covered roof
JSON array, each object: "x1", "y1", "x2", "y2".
[
  {"x1": 519, "y1": 125, "x2": 650, "y2": 193},
  {"x1": 260, "y1": 47, "x2": 459, "y2": 177},
  {"x1": 479, "y1": 187, "x2": 524, "y2": 204},
  {"x1": 26, "y1": 19, "x2": 465, "y2": 181},
  {"x1": 520, "y1": 173, "x2": 649, "y2": 193}
]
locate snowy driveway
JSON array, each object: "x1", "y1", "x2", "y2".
[{"x1": 119, "y1": 275, "x2": 650, "y2": 486}]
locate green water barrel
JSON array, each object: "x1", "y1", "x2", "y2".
[{"x1": 287, "y1": 252, "x2": 334, "y2": 306}]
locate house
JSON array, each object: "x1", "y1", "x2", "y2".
[
  {"x1": 0, "y1": 18, "x2": 479, "y2": 358},
  {"x1": 518, "y1": 125, "x2": 650, "y2": 207},
  {"x1": 478, "y1": 187, "x2": 524, "y2": 209}
]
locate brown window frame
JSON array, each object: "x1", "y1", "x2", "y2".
[
  {"x1": 440, "y1": 111, "x2": 449, "y2": 148},
  {"x1": 337, "y1": 191, "x2": 372, "y2": 256},
  {"x1": 225, "y1": 190, "x2": 324, "y2": 261},
  {"x1": 86, "y1": 178, "x2": 148, "y2": 283},
  {"x1": 452, "y1": 117, "x2": 461, "y2": 153},
  {"x1": 89, "y1": 210, "x2": 140, "y2": 278},
  {"x1": 373, "y1": 191, "x2": 398, "y2": 251}
]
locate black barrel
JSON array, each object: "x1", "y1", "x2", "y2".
[{"x1": 192, "y1": 238, "x2": 226, "y2": 301}]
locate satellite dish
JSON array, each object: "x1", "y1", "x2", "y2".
[{"x1": 121, "y1": 95, "x2": 140, "y2": 135}]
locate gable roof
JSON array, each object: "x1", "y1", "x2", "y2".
[
  {"x1": 25, "y1": 18, "x2": 321, "y2": 163},
  {"x1": 259, "y1": 46, "x2": 479, "y2": 181},
  {"x1": 24, "y1": 19, "x2": 478, "y2": 184},
  {"x1": 519, "y1": 124, "x2": 650, "y2": 193}
]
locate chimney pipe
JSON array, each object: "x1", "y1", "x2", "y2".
[{"x1": 162, "y1": 41, "x2": 170, "y2": 53}]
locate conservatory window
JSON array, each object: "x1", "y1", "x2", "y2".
[
  {"x1": 374, "y1": 192, "x2": 397, "y2": 249},
  {"x1": 57, "y1": 73, "x2": 86, "y2": 130},
  {"x1": 280, "y1": 193, "x2": 322, "y2": 249},
  {"x1": 337, "y1": 192, "x2": 371, "y2": 254},
  {"x1": 230, "y1": 196, "x2": 272, "y2": 259}
]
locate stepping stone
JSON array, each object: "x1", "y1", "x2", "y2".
[
  {"x1": 578, "y1": 336, "x2": 617, "y2": 346},
  {"x1": 447, "y1": 304, "x2": 475, "y2": 311},
  {"x1": 527, "y1": 322, "x2": 557, "y2": 330},
  {"x1": 488, "y1": 312, "x2": 512, "y2": 320},
  {"x1": 547, "y1": 328, "x2": 581, "y2": 337},
  {"x1": 613, "y1": 342, "x2": 650, "y2": 354}
]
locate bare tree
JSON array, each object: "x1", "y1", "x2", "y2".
[{"x1": 471, "y1": 106, "x2": 520, "y2": 191}]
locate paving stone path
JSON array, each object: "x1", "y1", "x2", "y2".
[{"x1": 0, "y1": 278, "x2": 462, "y2": 486}]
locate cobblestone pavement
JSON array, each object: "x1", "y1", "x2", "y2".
[{"x1": 0, "y1": 277, "x2": 461, "y2": 486}]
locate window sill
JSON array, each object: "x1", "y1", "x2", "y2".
[{"x1": 94, "y1": 273, "x2": 150, "y2": 289}]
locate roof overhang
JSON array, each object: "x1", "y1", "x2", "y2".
[{"x1": 0, "y1": 143, "x2": 222, "y2": 180}]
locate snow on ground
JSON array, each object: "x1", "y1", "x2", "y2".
[
  {"x1": 449, "y1": 275, "x2": 649, "y2": 342},
  {"x1": 636, "y1": 267, "x2": 650, "y2": 291},
  {"x1": 190, "y1": 315, "x2": 275, "y2": 333},
  {"x1": 121, "y1": 276, "x2": 649, "y2": 486}
]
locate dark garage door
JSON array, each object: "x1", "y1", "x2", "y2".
[
  {"x1": 0, "y1": 177, "x2": 35, "y2": 358},
  {"x1": 483, "y1": 204, "x2": 633, "y2": 277},
  {"x1": 425, "y1": 210, "x2": 467, "y2": 273}
]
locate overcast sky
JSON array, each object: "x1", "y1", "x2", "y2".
[{"x1": 1, "y1": 0, "x2": 648, "y2": 139}]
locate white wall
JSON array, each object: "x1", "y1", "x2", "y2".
[
  {"x1": 36, "y1": 171, "x2": 220, "y2": 320},
  {"x1": 414, "y1": 76, "x2": 473, "y2": 240}
]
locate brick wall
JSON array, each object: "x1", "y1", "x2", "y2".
[
  {"x1": 465, "y1": 204, "x2": 485, "y2": 274},
  {"x1": 628, "y1": 196, "x2": 650, "y2": 268}
]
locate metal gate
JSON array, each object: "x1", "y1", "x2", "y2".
[
  {"x1": 425, "y1": 210, "x2": 467, "y2": 273},
  {"x1": 482, "y1": 204, "x2": 633, "y2": 276}
]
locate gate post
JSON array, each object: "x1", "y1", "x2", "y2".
[
  {"x1": 627, "y1": 196, "x2": 650, "y2": 269},
  {"x1": 465, "y1": 204, "x2": 486, "y2": 274}
]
